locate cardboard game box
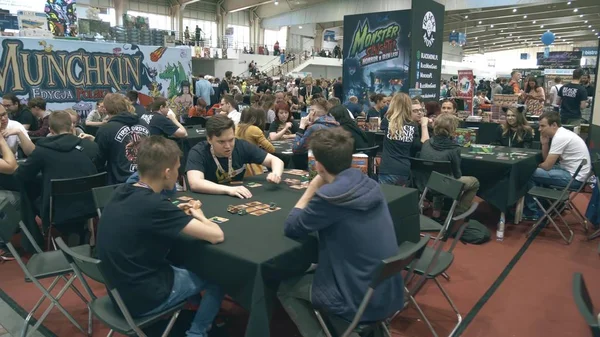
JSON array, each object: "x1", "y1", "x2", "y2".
[
  {"x1": 308, "y1": 152, "x2": 369, "y2": 180},
  {"x1": 453, "y1": 128, "x2": 477, "y2": 147}
]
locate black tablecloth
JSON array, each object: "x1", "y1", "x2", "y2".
[
  {"x1": 271, "y1": 140, "x2": 307, "y2": 169},
  {"x1": 168, "y1": 174, "x2": 419, "y2": 337},
  {"x1": 460, "y1": 146, "x2": 542, "y2": 212}
]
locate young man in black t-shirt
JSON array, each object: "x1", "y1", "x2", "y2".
[
  {"x1": 558, "y1": 68, "x2": 588, "y2": 126},
  {"x1": 2, "y1": 93, "x2": 37, "y2": 130},
  {"x1": 140, "y1": 98, "x2": 187, "y2": 138},
  {"x1": 186, "y1": 114, "x2": 284, "y2": 199},
  {"x1": 97, "y1": 136, "x2": 225, "y2": 337}
]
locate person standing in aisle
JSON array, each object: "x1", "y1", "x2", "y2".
[{"x1": 557, "y1": 68, "x2": 588, "y2": 126}]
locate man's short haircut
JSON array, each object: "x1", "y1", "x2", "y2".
[
  {"x1": 511, "y1": 70, "x2": 519, "y2": 77},
  {"x1": 495, "y1": 78, "x2": 501, "y2": 84},
  {"x1": 149, "y1": 97, "x2": 167, "y2": 112},
  {"x1": 49, "y1": 110, "x2": 73, "y2": 134},
  {"x1": 221, "y1": 94, "x2": 236, "y2": 107},
  {"x1": 136, "y1": 136, "x2": 182, "y2": 179},
  {"x1": 554, "y1": 77, "x2": 562, "y2": 83},
  {"x1": 225, "y1": 71, "x2": 233, "y2": 78},
  {"x1": 104, "y1": 93, "x2": 130, "y2": 115},
  {"x1": 573, "y1": 68, "x2": 584, "y2": 80},
  {"x1": 126, "y1": 90, "x2": 138, "y2": 103},
  {"x1": 28, "y1": 97, "x2": 46, "y2": 110},
  {"x1": 433, "y1": 113, "x2": 459, "y2": 137},
  {"x1": 349, "y1": 96, "x2": 358, "y2": 103},
  {"x1": 206, "y1": 114, "x2": 235, "y2": 138},
  {"x1": 328, "y1": 97, "x2": 341, "y2": 106},
  {"x1": 540, "y1": 111, "x2": 562, "y2": 127},
  {"x1": 2, "y1": 93, "x2": 19, "y2": 105},
  {"x1": 309, "y1": 127, "x2": 353, "y2": 175}
]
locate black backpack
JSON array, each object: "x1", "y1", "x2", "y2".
[
  {"x1": 501, "y1": 83, "x2": 516, "y2": 95},
  {"x1": 452, "y1": 220, "x2": 491, "y2": 244}
]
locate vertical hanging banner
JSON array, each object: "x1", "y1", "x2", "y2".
[
  {"x1": 409, "y1": 0, "x2": 444, "y2": 102},
  {"x1": 342, "y1": 10, "x2": 411, "y2": 107},
  {"x1": 457, "y1": 69, "x2": 474, "y2": 115}
]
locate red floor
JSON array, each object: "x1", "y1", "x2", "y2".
[{"x1": 0, "y1": 194, "x2": 597, "y2": 337}]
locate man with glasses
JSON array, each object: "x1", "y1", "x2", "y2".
[
  {"x1": 2, "y1": 94, "x2": 37, "y2": 131},
  {"x1": 0, "y1": 106, "x2": 34, "y2": 157}
]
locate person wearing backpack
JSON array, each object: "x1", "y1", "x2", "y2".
[{"x1": 549, "y1": 77, "x2": 563, "y2": 112}]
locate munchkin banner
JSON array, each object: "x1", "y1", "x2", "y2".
[
  {"x1": 0, "y1": 37, "x2": 192, "y2": 112},
  {"x1": 342, "y1": 10, "x2": 411, "y2": 105}
]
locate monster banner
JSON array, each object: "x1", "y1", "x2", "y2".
[
  {"x1": 0, "y1": 37, "x2": 192, "y2": 112},
  {"x1": 342, "y1": 10, "x2": 411, "y2": 107}
]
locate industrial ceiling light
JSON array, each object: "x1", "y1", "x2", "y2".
[
  {"x1": 532, "y1": 20, "x2": 536, "y2": 24},
  {"x1": 512, "y1": 8, "x2": 517, "y2": 12},
  {"x1": 573, "y1": 8, "x2": 578, "y2": 12},
  {"x1": 274, "y1": 0, "x2": 278, "y2": 4},
  {"x1": 465, "y1": 15, "x2": 468, "y2": 19},
  {"x1": 452, "y1": 30, "x2": 456, "y2": 33},
  {"x1": 580, "y1": 14, "x2": 584, "y2": 17},
  {"x1": 490, "y1": 24, "x2": 494, "y2": 28},
  {"x1": 523, "y1": 15, "x2": 527, "y2": 19},
  {"x1": 540, "y1": 25, "x2": 544, "y2": 28},
  {"x1": 475, "y1": 37, "x2": 478, "y2": 40},
  {"x1": 567, "y1": 1, "x2": 571, "y2": 4},
  {"x1": 478, "y1": 21, "x2": 482, "y2": 24},
  {"x1": 585, "y1": 20, "x2": 588, "y2": 23},
  {"x1": 299, "y1": 25, "x2": 302, "y2": 29},
  {"x1": 589, "y1": 25, "x2": 592, "y2": 28}
]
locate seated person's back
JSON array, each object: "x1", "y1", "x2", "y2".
[
  {"x1": 93, "y1": 93, "x2": 150, "y2": 184},
  {"x1": 280, "y1": 127, "x2": 403, "y2": 329},
  {"x1": 16, "y1": 111, "x2": 101, "y2": 229},
  {"x1": 140, "y1": 98, "x2": 187, "y2": 138}
]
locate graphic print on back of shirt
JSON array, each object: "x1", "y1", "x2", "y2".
[
  {"x1": 114, "y1": 124, "x2": 150, "y2": 172},
  {"x1": 387, "y1": 124, "x2": 415, "y2": 142}
]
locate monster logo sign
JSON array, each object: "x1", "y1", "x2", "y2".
[{"x1": 348, "y1": 20, "x2": 401, "y2": 66}]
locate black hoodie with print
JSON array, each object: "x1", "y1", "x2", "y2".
[
  {"x1": 419, "y1": 135, "x2": 462, "y2": 179},
  {"x1": 95, "y1": 113, "x2": 150, "y2": 184},
  {"x1": 16, "y1": 133, "x2": 102, "y2": 229}
]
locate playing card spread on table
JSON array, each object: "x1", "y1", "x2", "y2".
[
  {"x1": 178, "y1": 196, "x2": 193, "y2": 201},
  {"x1": 254, "y1": 204, "x2": 269, "y2": 210},
  {"x1": 250, "y1": 210, "x2": 268, "y2": 216},
  {"x1": 247, "y1": 201, "x2": 262, "y2": 206},
  {"x1": 237, "y1": 204, "x2": 249, "y2": 209},
  {"x1": 264, "y1": 207, "x2": 281, "y2": 213},
  {"x1": 290, "y1": 184, "x2": 308, "y2": 190},
  {"x1": 284, "y1": 169, "x2": 307, "y2": 176},
  {"x1": 284, "y1": 178, "x2": 301, "y2": 185},
  {"x1": 245, "y1": 207, "x2": 259, "y2": 213},
  {"x1": 209, "y1": 216, "x2": 229, "y2": 224},
  {"x1": 246, "y1": 182, "x2": 263, "y2": 188},
  {"x1": 172, "y1": 200, "x2": 180, "y2": 205}
]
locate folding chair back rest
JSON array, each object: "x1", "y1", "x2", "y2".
[
  {"x1": 572, "y1": 273, "x2": 600, "y2": 337},
  {"x1": 92, "y1": 184, "x2": 122, "y2": 215},
  {"x1": 51, "y1": 172, "x2": 108, "y2": 196},
  {"x1": 592, "y1": 161, "x2": 600, "y2": 180},
  {"x1": 355, "y1": 146, "x2": 379, "y2": 157},
  {"x1": 50, "y1": 172, "x2": 107, "y2": 224},
  {"x1": 55, "y1": 237, "x2": 105, "y2": 285},
  {"x1": 410, "y1": 158, "x2": 453, "y2": 193},
  {"x1": 340, "y1": 235, "x2": 430, "y2": 337},
  {"x1": 370, "y1": 235, "x2": 430, "y2": 289},
  {"x1": 425, "y1": 171, "x2": 465, "y2": 201},
  {"x1": 0, "y1": 199, "x2": 21, "y2": 243}
]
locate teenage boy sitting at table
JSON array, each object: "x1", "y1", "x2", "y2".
[
  {"x1": 186, "y1": 114, "x2": 284, "y2": 199},
  {"x1": 15, "y1": 110, "x2": 102, "y2": 242},
  {"x1": 97, "y1": 136, "x2": 225, "y2": 337},
  {"x1": 278, "y1": 127, "x2": 404, "y2": 337}
]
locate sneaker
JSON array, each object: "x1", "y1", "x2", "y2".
[{"x1": 0, "y1": 248, "x2": 14, "y2": 261}]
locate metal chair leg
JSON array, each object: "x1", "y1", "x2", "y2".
[
  {"x1": 406, "y1": 290, "x2": 438, "y2": 337},
  {"x1": 588, "y1": 227, "x2": 600, "y2": 240},
  {"x1": 20, "y1": 277, "x2": 62, "y2": 337},
  {"x1": 380, "y1": 321, "x2": 392, "y2": 337},
  {"x1": 441, "y1": 272, "x2": 451, "y2": 281},
  {"x1": 434, "y1": 278, "x2": 462, "y2": 337},
  {"x1": 314, "y1": 310, "x2": 333, "y2": 337},
  {"x1": 532, "y1": 198, "x2": 573, "y2": 244},
  {"x1": 106, "y1": 330, "x2": 114, "y2": 337},
  {"x1": 160, "y1": 310, "x2": 181, "y2": 337}
]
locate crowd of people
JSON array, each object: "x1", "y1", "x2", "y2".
[{"x1": 0, "y1": 65, "x2": 593, "y2": 337}]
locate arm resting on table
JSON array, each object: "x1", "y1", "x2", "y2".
[
  {"x1": 285, "y1": 195, "x2": 334, "y2": 239},
  {"x1": 262, "y1": 153, "x2": 284, "y2": 176},
  {"x1": 181, "y1": 216, "x2": 224, "y2": 244},
  {"x1": 187, "y1": 170, "x2": 232, "y2": 195}
]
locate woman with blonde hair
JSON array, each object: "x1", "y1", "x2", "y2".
[
  {"x1": 236, "y1": 107, "x2": 275, "y2": 176},
  {"x1": 378, "y1": 93, "x2": 429, "y2": 186},
  {"x1": 493, "y1": 108, "x2": 533, "y2": 148}
]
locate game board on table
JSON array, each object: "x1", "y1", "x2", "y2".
[{"x1": 227, "y1": 201, "x2": 281, "y2": 216}]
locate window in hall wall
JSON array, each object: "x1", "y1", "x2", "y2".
[
  {"x1": 127, "y1": 10, "x2": 171, "y2": 31},
  {"x1": 99, "y1": 8, "x2": 117, "y2": 27},
  {"x1": 183, "y1": 18, "x2": 217, "y2": 47},
  {"x1": 227, "y1": 24, "x2": 250, "y2": 50},
  {"x1": 264, "y1": 26, "x2": 287, "y2": 51}
]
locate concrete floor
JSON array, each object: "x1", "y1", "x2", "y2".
[{"x1": 0, "y1": 295, "x2": 45, "y2": 337}]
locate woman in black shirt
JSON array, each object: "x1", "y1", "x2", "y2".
[
  {"x1": 493, "y1": 108, "x2": 533, "y2": 148},
  {"x1": 329, "y1": 105, "x2": 368, "y2": 150},
  {"x1": 367, "y1": 93, "x2": 386, "y2": 119},
  {"x1": 268, "y1": 102, "x2": 298, "y2": 140}
]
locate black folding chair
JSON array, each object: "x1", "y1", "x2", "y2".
[
  {"x1": 314, "y1": 235, "x2": 432, "y2": 337},
  {"x1": 572, "y1": 273, "x2": 600, "y2": 337},
  {"x1": 409, "y1": 158, "x2": 453, "y2": 234},
  {"x1": 588, "y1": 161, "x2": 600, "y2": 242},
  {"x1": 404, "y1": 172, "x2": 479, "y2": 337},
  {"x1": 55, "y1": 237, "x2": 185, "y2": 337},
  {"x1": 92, "y1": 184, "x2": 122, "y2": 218},
  {"x1": 49, "y1": 172, "x2": 107, "y2": 249},
  {"x1": 0, "y1": 200, "x2": 92, "y2": 337},
  {"x1": 355, "y1": 145, "x2": 379, "y2": 179},
  {"x1": 526, "y1": 159, "x2": 586, "y2": 244}
]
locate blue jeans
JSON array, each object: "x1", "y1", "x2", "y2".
[
  {"x1": 379, "y1": 174, "x2": 409, "y2": 186},
  {"x1": 526, "y1": 166, "x2": 582, "y2": 212},
  {"x1": 142, "y1": 266, "x2": 225, "y2": 337}
]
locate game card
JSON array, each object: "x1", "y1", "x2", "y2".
[
  {"x1": 246, "y1": 182, "x2": 263, "y2": 188},
  {"x1": 178, "y1": 196, "x2": 193, "y2": 201},
  {"x1": 264, "y1": 207, "x2": 281, "y2": 213},
  {"x1": 254, "y1": 204, "x2": 269, "y2": 210},
  {"x1": 497, "y1": 156, "x2": 509, "y2": 160},
  {"x1": 290, "y1": 184, "x2": 307, "y2": 190},
  {"x1": 247, "y1": 201, "x2": 262, "y2": 206},
  {"x1": 245, "y1": 207, "x2": 259, "y2": 213},
  {"x1": 250, "y1": 210, "x2": 268, "y2": 216},
  {"x1": 209, "y1": 216, "x2": 229, "y2": 224},
  {"x1": 237, "y1": 204, "x2": 249, "y2": 209},
  {"x1": 172, "y1": 200, "x2": 180, "y2": 205}
]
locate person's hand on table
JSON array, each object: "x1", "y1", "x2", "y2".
[
  {"x1": 1, "y1": 128, "x2": 21, "y2": 138},
  {"x1": 228, "y1": 185, "x2": 252, "y2": 199},
  {"x1": 189, "y1": 207, "x2": 207, "y2": 220},
  {"x1": 266, "y1": 172, "x2": 281, "y2": 184}
]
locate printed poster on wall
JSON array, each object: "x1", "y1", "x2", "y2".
[
  {"x1": 45, "y1": 0, "x2": 77, "y2": 37},
  {"x1": 409, "y1": 0, "x2": 444, "y2": 101},
  {"x1": 0, "y1": 37, "x2": 192, "y2": 113},
  {"x1": 342, "y1": 10, "x2": 411, "y2": 108},
  {"x1": 457, "y1": 69, "x2": 474, "y2": 114}
]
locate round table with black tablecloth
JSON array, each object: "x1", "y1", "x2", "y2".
[{"x1": 168, "y1": 174, "x2": 419, "y2": 337}]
